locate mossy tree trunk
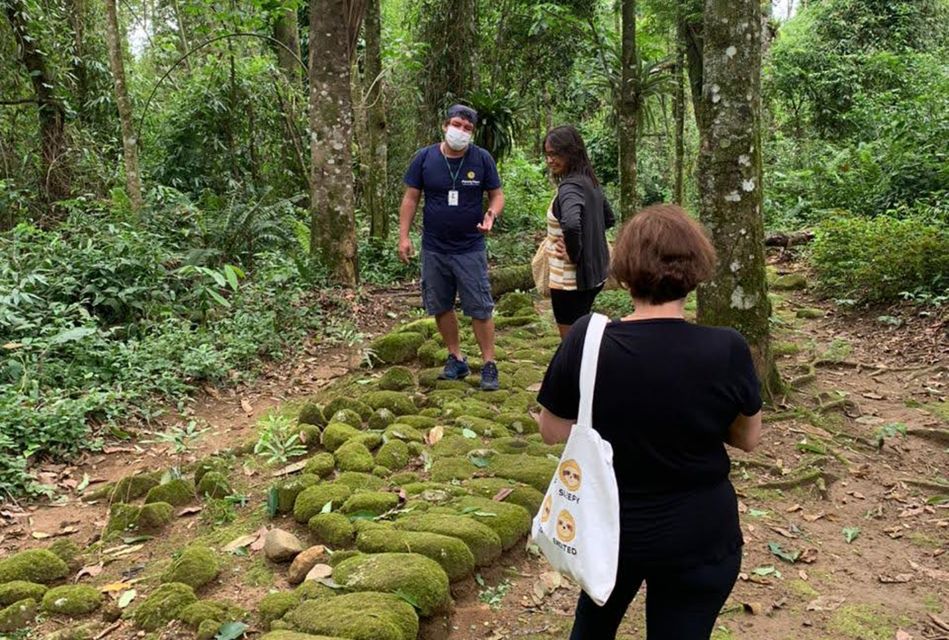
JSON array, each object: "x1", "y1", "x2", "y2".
[
  {"x1": 4, "y1": 0, "x2": 69, "y2": 203},
  {"x1": 694, "y1": 0, "x2": 780, "y2": 397},
  {"x1": 273, "y1": 7, "x2": 302, "y2": 87},
  {"x1": 617, "y1": 0, "x2": 639, "y2": 219},
  {"x1": 672, "y1": 12, "x2": 686, "y2": 205},
  {"x1": 308, "y1": 0, "x2": 363, "y2": 285},
  {"x1": 104, "y1": 0, "x2": 144, "y2": 215},
  {"x1": 364, "y1": 0, "x2": 388, "y2": 240}
]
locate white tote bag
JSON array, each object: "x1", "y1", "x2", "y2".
[{"x1": 530, "y1": 313, "x2": 620, "y2": 606}]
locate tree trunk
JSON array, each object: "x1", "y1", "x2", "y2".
[
  {"x1": 695, "y1": 0, "x2": 779, "y2": 397},
  {"x1": 681, "y1": 11, "x2": 706, "y2": 132},
  {"x1": 67, "y1": 0, "x2": 88, "y2": 112},
  {"x1": 171, "y1": 0, "x2": 193, "y2": 72},
  {"x1": 273, "y1": 7, "x2": 302, "y2": 87},
  {"x1": 4, "y1": 0, "x2": 69, "y2": 203},
  {"x1": 104, "y1": 0, "x2": 144, "y2": 214},
  {"x1": 672, "y1": 17, "x2": 686, "y2": 205},
  {"x1": 617, "y1": 0, "x2": 639, "y2": 219},
  {"x1": 309, "y1": 0, "x2": 362, "y2": 285},
  {"x1": 364, "y1": 0, "x2": 388, "y2": 239},
  {"x1": 419, "y1": 0, "x2": 478, "y2": 134}
]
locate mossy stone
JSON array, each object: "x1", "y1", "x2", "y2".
[
  {"x1": 261, "y1": 633, "x2": 349, "y2": 640},
  {"x1": 294, "y1": 483, "x2": 353, "y2": 523},
  {"x1": 193, "y1": 458, "x2": 230, "y2": 486},
  {"x1": 488, "y1": 453, "x2": 557, "y2": 491},
  {"x1": 274, "y1": 474, "x2": 321, "y2": 514},
  {"x1": 495, "y1": 292, "x2": 534, "y2": 317},
  {"x1": 417, "y1": 368, "x2": 443, "y2": 389},
  {"x1": 434, "y1": 379, "x2": 469, "y2": 391},
  {"x1": 334, "y1": 441, "x2": 375, "y2": 473},
  {"x1": 452, "y1": 496, "x2": 531, "y2": 550},
  {"x1": 772, "y1": 273, "x2": 808, "y2": 290},
  {"x1": 41, "y1": 585, "x2": 102, "y2": 616},
  {"x1": 197, "y1": 619, "x2": 223, "y2": 640},
  {"x1": 329, "y1": 409, "x2": 363, "y2": 428},
  {"x1": 384, "y1": 423, "x2": 425, "y2": 443},
  {"x1": 419, "y1": 407, "x2": 442, "y2": 417},
  {"x1": 372, "y1": 465, "x2": 391, "y2": 478},
  {"x1": 375, "y1": 439, "x2": 410, "y2": 470},
  {"x1": 0, "y1": 598, "x2": 37, "y2": 633},
  {"x1": 402, "y1": 482, "x2": 466, "y2": 499},
  {"x1": 341, "y1": 491, "x2": 399, "y2": 516},
  {"x1": 501, "y1": 391, "x2": 537, "y2": 413},
  {"x1": 258, "y1": 591, "x2": 301, "y2": 630},
  {"x1": 368, "y1": 408, "x2": 397, "y2": 430},
  {"x1": 321, "y1": 422, "x2": 362, "y2": 452},
  {"x1": 334, "y1": 471, "x2": 384, "y2": 492},
  {"x1": 323, "y1": 397, "x2": 373, "y2": 422},
  {"x1": 362, "y1": 391, "x2": 417, "y2": 416},
  {"x1": 293, "y1": 581, "x2": 336, "y2": 600},
  {"x1": 327, "y1": 549, "x2": 361, "y2": 567},
  {"x1": 494, "y1": 314, "x2": 537, "y2": 329},
  {"x1": 145, "y1": 478, "x2": 196, "y2": 506},
  {"x1": 378, "y1": 367, "x2": 416, "y2": 391},
  {"x1": 47, "y1": 538, "x2": 82, "y2": 570},
  {"x1": 131, "y1": 582, "x2": 197, "y2": 631},
  {"x1": 0, "y1": 549, "x2": 70, "y2": 585},
  {"x1": 296, "y1": 424, "x2": 322, "y2": 450},
  {"x1": 489, "y1": 436, "x2": 551, "y2": 456},
  {"x1": 85, "y1": 472, "x2": 160, "y2": 503},
  {"x1": 796, "y1": 307, "x2": 824, "y2": 319},
  {"x1": 356, "y1": 529, "x2": 475, "y2": 582},
  {"x1": 424, "y1": 389, "x2": 467, "y2": 408},
  {"x1": 431, "y1": 434, "x2": 478, "y2": 458},
  {"x1": 179, "y1": 599, "x2": 242, "y2": 628},
  {"x1": 285, "y1": 591, "x2": 418, "y2": 640},
  {"x1": 304, "y1": 452, "x2": 336, "y2": 478},
  {"x1": 511, "y1": 367, "x2": 545, "y2": 390},
  {"x1": 333, "y1": 552, "x2": 451, "y2": 617},
  {"x1": 464, "y1": 478, "x2": 544, "y2": 513},
  {"x1": 496, "y1": 411, "x2": 539, "y2": 435},
  {"x1": 454, "y1": 415, "x2": 510, "y2": 438},
  {"x1": 298, "y1": 402, "x2": 326, "y2": 427},
  {"x1": 417, "y1": 339, "x2": 449, "y2": 367},
  {"x1": 306, "y1": 511, "x2": 354, "y2": 547},
  {"x1": 430, "y1": 456, "x2": 478, "y2": 482},
  {"x1": 407, "y1": 441, "x2": 425, "y2": 456},
  {"x1": 351, "y1": 432, "x2": 383, "y2": 451},
  {"x1": 0, "y1": 581, "x2": 47, "y2": 607},
  {"x1": 443, "y1": 399, "x2": 496, "y2": 420},
  {"x1": 394, "y1": 513, "x2": 502, "y2": 566},
  {"x1": 388, "y1": 471, "x2": 420, "y2": 486},
  {"x1": 370, "y1": 332, "x2": 426, "y2": 365},
  {"x1": 395, "y1": 317, "x2": 438, "y2": 338},
  {"x1": 161, "y1": 546, "x2": 219, "y2": 590},
  {"x1": 196, "y1": 471, "x2": 232, "y2": 499}
]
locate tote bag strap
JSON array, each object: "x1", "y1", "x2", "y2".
[{"x1": 577, "y1": 313, "x2": 609, "y2": 427}]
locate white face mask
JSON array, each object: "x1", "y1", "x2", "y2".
[{"x1": 445, "y1": 125, "x2": 472, "y2": 151}]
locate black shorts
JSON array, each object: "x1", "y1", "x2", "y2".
[{"x1": 550, "y1": 285, "x2": 604, "y2": 325}]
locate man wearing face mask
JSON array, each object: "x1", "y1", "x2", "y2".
[{"x1": 398, "y1": 104, "x2": 506, "y2": 391}]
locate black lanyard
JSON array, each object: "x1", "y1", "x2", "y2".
[{"x1": 443, "y1": 151, "x2": 466, "y2": 189}]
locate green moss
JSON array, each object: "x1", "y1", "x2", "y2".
[
  {"x1": 407, "y1": 441, "x2": 425, "y2": 456},
  {"x1": 341, "y1": 491, "x2": 399, "y2": 516},
  {"x1": 145, "y1": 478, "x2": 196, "y2": 506},
  {"x1": 388, "y1": 471, "x2": 420, "y2": 486},
  {"x1": 296, "y1": 424, "x2": 322, "y2": 450},
  {"x1": 321, "y1": 422, "x2": 362, "y2": 452},
  {"x1": 925, "y1": 400, "x2": 949, "y2": 423},
  {"x1": 334, "y1": 441, "x2": 375, "y2": 473},
  {"x1": 243, "y1": 556, "x2": 275, "y2": 587},
  {"x1": 489, "y1": 436, "x2": 551, "y2": 456},
  {"x1": 294, "y1": 483, "x2": 353, "y2": 523},
  {"x1": 352, "y1": 432, "x2": 383, "y2": 451},
  {"x1": 0, "y1": 549, "x2": 69, "y2": 585},
  {"x1": 329, "y1": 409, "x2": 363, "y2": 428},
  {"x1": 452, "y1": 495, "x2": 531, "y2": 550},
  {"x1": 375, "y1": 439, "x2": 410, "y2": 470},
  {"x1": 333, "y1": 552, "x2": 451, "y2": 617},
  {"x1": 487, "y1": 453, "x2": 557, "y2": 491},
  {"x1": 430, "y1": 456, "x2": 478, "y2": 482},
  {"x1": 196, "y1": 471, "x2": 232, "y2": 499},
  {"x1": 298, "y1": 402, "x2": 326, "y2": 426},
  {"x1": 362, "y1": 391, "x2": 417, "y2": 416},
  {"x1": 454, "y1": 415, "x2": 510, "y2": 438},
  {"x1": 394, "y1": 513, "x2": 502, "y2": 566},
  {"x1": 0, "y1": 598, "x2": 37, "y2": 633},
  {"x1": 424, "y1": 389, "x2": 467, "y2": 408},
  {"x1": 41, "y1": 585, "x2": 102, "y2": 616},
  {"x1": 495, "y1": 292, "x2": 534, "y2": 317},
  {"x1": 193, "y1": 458, "x2": 230, "y2": 486},
  {"x1": 796, "y1": 307, "x2": 824, "y2": 319},
  {"x1": 293, "y1": 581, "x2": 337, "y2": 601},
  {"x1": 327, "y1": 549, "x2": 361, "y2": 567},
  {"x1": 0, "y1": 581, "x2": 47, "y2": 607},
  {"x1": 131, "y1": 582, "x2": 198, "y2": 631},
  {"x1": 261, "y1": 633, "x2": 349, "y2": 640},
  {"x1": 395, "y1": 317, "x2": 438, "y2": 338},
  {"x1": 304, "y1": 452, "x2": 336, "y2": 478},
  {"x1": 371, "y1": 332, "x2": 426, "y2": 365},
  {"x1": 258, "y1": 591, "x2": 301, "y2": 630},
  {"x1": 161, "y1": 546, "x2": 219, "y2": 590},
  {"x1": 402, "y1": 482, "x2": 466, "y2": 499},
  {"x1": 787, "y1": 579, "x2": 819, "y2": 600},
  {"x1": 285, "y1": 591, "x2": 418, "y2": 640},
  {"x1": 395, "y1": 414, "x2": 439, "y2": 430},
  {"x1": 335, "y1": 471, "x2": 384, "y2": 492},
  {"x1": 500, "y1": 392, "x2": 537, "y2": 414},
  {"x1": 86, "y1": 472, "x2": 160, "y2": 503},
  {"x1": 772, "y1": 273, "x2": 808, "y2": 290},
  {"x1": 494, "y1": 314, "x2": 538, "y2": 329},
  {"x1": 356, "y1": 529, "x2": 475, "y2": 582},
  {"x1": 464, "y1": 478, "x2": 544, "y2": 513},
  {"x1": 47, "y1": 538, "x2": 82, "y2": 570},
  {"x1": 373, "y1": 465, "x2": 391, "y2": 478},
  {"x1": 773, "y1": 341, "x2": 802, "y2": 356},
  {"x1": 443, "y1": 399, "x2": 496, "y2": 420},
  {"x1": 384, "y1": 423, "x2": 425, "y2": 443},
  {"x1": 368, "y1": 408, "x2": 397, "y2": 429},
  {"x1": 274, "y1": 474, "x2": 321, "y2": 514},
  {"x1": 324, "y1": 397, "x2": 373, "y2": 422},
  {"x1": 416, "y1": 368, "x2": 443, "y2": 389},
  {"x1": 417, "y1": 339, "x2": 449, "y2": 367},
  {"x1": 431, "y1": 434, "x2": 478, "y2": 458},
  {"x1": 829, "y1": 604, "x2": 897, "y2": 640},
  {"x1": 197, "y1": 619, "x2": 223, "y2": 640}
]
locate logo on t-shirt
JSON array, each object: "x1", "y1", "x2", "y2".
[{"x1": 461, "y1": 169, "x2": 480, "y2": 187}]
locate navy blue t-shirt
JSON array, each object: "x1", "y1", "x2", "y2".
[{"x1": 403, "y1": 143, "x2": 502, "y2": 254}]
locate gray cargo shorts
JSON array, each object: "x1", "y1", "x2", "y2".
[{"x1": 420, "y1": 250, "x2": 494, "y2": 320}]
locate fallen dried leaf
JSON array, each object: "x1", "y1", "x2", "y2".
[
  {"x1": 426, "y1": 426, "x2": 445, "y2": 445},
  {"x1": 177, "y1": 506, "x2": 203, "y2": 517},
  {"x1": 742, "y1": 601, "x2": 769, "y2": 615},
  {"x1": 240, "y1": 398, "x2": 254, "y2": 415},
  {"x1": 30, "y1": 531, "x2": 52, "y2": 539},
  {"x1": 799, "y1": 548, "x2": 819, "y2": 564},
  {"x1": 224, "y1": 533, "x2": 259, "y2": 553},
  {"x1": 100, "y1": 581, "x2": 133, "y2": 593},
  {"x1": 526, "y1": 383, "x2": 542, "y2": 392},
  {"x1": 75, "y1": 563, "x2": 104, "y2": 582},
  {"x1": 272, "y1": 461, "x2": 307, "y2": 477},
  {"x1": 786, "y1": 504, "x2": 803, "y2": 513},
  {"x1": 806, "y1": 595, "x2": 845, "y2": 612},
  {"x1": 895, "y1": 630, "x2": 912, "y2": 640},
  {"x1": 930, "y1": 613, "x2": 949, "y2": 632},
  {"x1": 493, "y1": 488, "x2": 514, "y2": 502},
  {"x1": 803, "y1": 512, "x2": 826, "y2": 522},
  {"x1": 878, "y1": 573, "x2": 913, "y2": 584},
  {"x1": 249, "y1": 527, "x2": 269, "y2": 552}
]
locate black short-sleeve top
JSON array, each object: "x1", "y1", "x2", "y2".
[{"x1": 537, "y1": 315, "x2": 762, "y2": 567}]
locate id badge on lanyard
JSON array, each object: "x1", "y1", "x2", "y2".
[
  {"x1": 445, "y1": 151, "x2": 465, "y2": 207},
  {"x1": 448, "y1": 190, "x2": 459, "y2": 207}
]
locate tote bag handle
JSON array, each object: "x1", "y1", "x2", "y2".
[{"x1": 577, "y1": 313, "x2": 609, "y2": 428}]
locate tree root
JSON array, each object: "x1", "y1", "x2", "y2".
[
  {"x1": 901, "y1": 478, "x2": 949, "y2": 494},
  {"x1": 756, "y1": 468, "x2": 838, "y2": 498},
  {"x1": 907, "y1": 428, "x2": 949, "y2": 446}
]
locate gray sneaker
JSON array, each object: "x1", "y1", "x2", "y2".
[{"x1": 480, "y1": 361, "x2": 500, "y2": 391}]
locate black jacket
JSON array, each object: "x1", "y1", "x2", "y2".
[{"x1": 552, "y1": 174, "x2": 616, "y2": 290}]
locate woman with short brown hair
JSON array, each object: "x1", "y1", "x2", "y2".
[{"x1": 536, "y1": 204, "x2": 763, "y2": 639}]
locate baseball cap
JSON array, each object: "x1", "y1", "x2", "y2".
[{"x1": 446, "y1": 104, "x2": 478, "y2": 125}]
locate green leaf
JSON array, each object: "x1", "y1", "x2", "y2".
[
  {"x1": 748, "y1": 509, "x2": 770, "y2": 518},
  {"x1": 266, "y1": 487, "x2": 278, "y2": 518},
  {"x1": 474, "y1": 573, "x2": 486, "y2": 587},
  {"x1": 48, "y1": 326, "x2": 96, "y2": 345},
  {"x1": 122, "y1": 535, "x2": 153, "y2": 544},
  {"x1": 473, "y1": 511, "x2": 498, "y2": 517},
  {"x1": 751, "y1": 565, "x2": 780, "y2": 578},
  {"x1": 207, "y1": 289, "x2": 231, "y2": 308},
  {"x1": 768, "y1": 542, "x2": 800, "y2": 564},
  {"x1": 215, "y1": 621, "x2": 248, "y2": 640},
  {"x1": 223, "y1": 264, "x2": 243, "y2": 291},
  {"x1": 461, "y1": 428, "x2": 478, "y2": 439},
  {"x1": 117, "y1": 589, "x2": 136, "y2": 609},
  {"x1": 76, "y1": 473, "x2": 90, "y2": 493},
  {"x1": 347, "y1": 511, "x2": 378, "y2": 521},
  {"x1": 320, "y1": 500, "x2": 333, "y2": 514},
  {"x1": 393, "y1": 589, "x2": 420, "y2": 610},
  {"x1": 843, "y1": 526, "x2": 860, "y2": 543}
]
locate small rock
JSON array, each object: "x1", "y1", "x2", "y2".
[
  {"x1": 304, "y1": 564, "x2": 333, "y2": 582},
  {"x1": 795, "y1": 307, "x2": 823, "y2": 319},
  {"x1": 287, "y1": 545, "x2": 327, "y2": 585},
  {"x1": 772, "y1": 273, "x2": 808, "y2": 291},
  {"x1": 264, "y1": 529, "x2": 304, "y2": 563}
]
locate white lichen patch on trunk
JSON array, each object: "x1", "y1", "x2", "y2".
[{"x1": 730, "y1": 285, "x2": 758, "y2": 310}]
